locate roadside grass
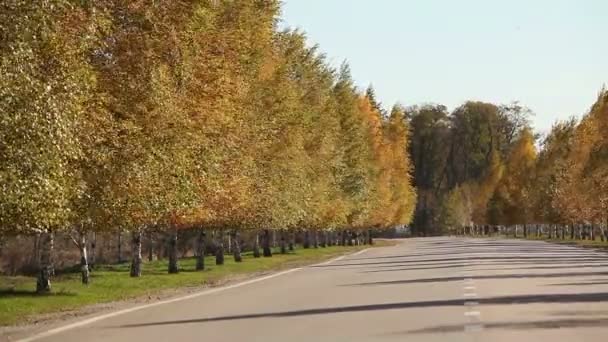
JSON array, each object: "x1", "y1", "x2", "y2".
[{"x1": 0, "y1": 242, "x2": 391, "y2": 326}]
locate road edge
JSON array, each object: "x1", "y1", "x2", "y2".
[{"x1": 17, "y1": 247, "x2": 372, "y2": 342}]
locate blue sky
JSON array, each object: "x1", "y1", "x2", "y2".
[{"x1": 280, "y1": 0, "x2": 608, "y2": 132}]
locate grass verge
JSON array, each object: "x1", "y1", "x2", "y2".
[{"x1": 0, "y1": 242, "x2": 392, "y2": 326}]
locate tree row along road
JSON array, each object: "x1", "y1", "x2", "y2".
[
  {"x1": 17, "y1": 238, "x2": 608, "y2": 342},
  {"x1": 0, "y1": 1, "x2": 415, "y2": 292}
]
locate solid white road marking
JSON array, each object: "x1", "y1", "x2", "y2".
[
  {"x1": 464, "y1": 311, "x2": 481, "y2": 317},
  {"x1": 20, "y1": 248, "x2": 371, "y2": 342},
  {"x1": 19, "y1": 268, "x2": 301, "y2": 342},
  {"x1": 313, "y1": 248, "x2": 370, "y2": 266}
]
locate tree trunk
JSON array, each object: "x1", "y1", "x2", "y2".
[
  {"x1": 71, "y1": 232, "x2": 90, "y2": 284},
  {"x1": 196, "y1": 228, "x2": 206, "y2": 270},
  {"x1": 288, "y1": 230, "x2": 295, "y2": 251},
  {"x1": 280, "y1": 230, "x2": 287, "y2": 254},
  {"x1": 555, "y1": 224, "x2": 559, "y2": 239},
  {"x1": 583, "y1": 225, "x2": 587, "y2": 240},
  {"x1": 215, "y1": 229, "x2": 225, "y2": 265},
  {"x1": 117, "y1": 230, "x2": 123, "y2": 263},
  {"x1": 253, "y1": 233, "x2": 261, "y2": 258},
  {"x1": 147, "y1": 232, "x2": 154, "y2": 262},
  {"x1": 347, "y1": 231, "x2": 354, "y2": 246},
  {"x1": 262, "y1": 229, "x2": 272, "y2": 257},
  {"x1": 523, "y1": 224, "x2": 527, "y2": 238},
  {"x1": 157, "y1": 234, "x2": 164, "y2": 261},
  {"x1": 36, "y1": 231, "x2": 54, "y2": 293},
  {"x1": 543, "y1": 224, "x2": 547, "y2": 237},
  {"x1": 368, "y1": 229, "x2": 374, "y2": 245},
  {"x1": 168, "y1": 229, "x2": 179, "y2": 274},
  {"x1": 90, "y1": 232, "x2": 96, "y2": 270},
  {"x1": 340, "y1": 230, "x2": 347, "y2": 246},
  {"x1": 591, "y1": 224, "x2": 595, "y2": 241},
  {"x1": 313, "y1": 230, "x2": 319, "y2": 248},
  {"x1": 32, "y1": 234, "x2": 40, "y2": 268},
  {"x1": 130, "y1": 230, "x2": 142, "y2": 278},
  {"x1": 232, "y1": 230, "x2": 242, "y2": 262},
  {"x1": 570, "y1": 223, "x2": 575, "y2": 240},
  {"x1": 303, "y1": 230, "x2": 311, "y2": 249}
]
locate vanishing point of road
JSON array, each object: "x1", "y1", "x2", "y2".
[{"x1": 20, "y1": 238, "x2": 608, "y2": 342}]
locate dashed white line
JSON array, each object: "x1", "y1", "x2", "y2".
[
  {"x1": 464, "y1": 311, "x2": 481, "y2": 317},
  {"x1": 462, "y1": 259, "x2": 484, "y2": 333},
  {"x1": 465, "y1": 324, "x2": 484, "y2": 332}
]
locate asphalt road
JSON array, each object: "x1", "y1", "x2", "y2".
[{"x1": 23, "y1": 237, "x2": 608, "y2": 342}]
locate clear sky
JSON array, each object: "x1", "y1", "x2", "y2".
[{"x1": 280, "y1": 0, "x2": 608, "y2": 132}]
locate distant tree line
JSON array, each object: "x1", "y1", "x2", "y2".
[{"x1": 409, "y1": 90, "x2": 608, "y2": 239}]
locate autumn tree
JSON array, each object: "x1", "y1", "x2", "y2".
[
  {"x1": 1, "y1": 0, "x2": 420, "y2": 286},
  {"x1": 384, "y1": 105, "x2": 417, "y2": 227},
  {"x1": 532, "y1": 119, "x2": 577, "y2": 225},
  {"x1": 555, "y1": 91, "x2": 608, "y2": 229},
  {"x1": 488, "y1": 128, "x2": 537, "y2": 229},
  {"x1": 438, "y1": 185, "x2": 474, "y2": 234},
  {"x1": 0, "y1": 0, "x2": 103, "y2": 291}
]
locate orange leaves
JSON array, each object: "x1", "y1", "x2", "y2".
[
  {"x1": 356, "y1": 97, "x2": 417, "y2": 228},
  {"x1": 1, "y1": 0, "x2": 419, "y2": 237},
  {"x1": 493, "y1": 129, "x2": 537, "y2": 225},
  {"x1": 555, "y1": 91, "x2": 608, "y2": 223}
]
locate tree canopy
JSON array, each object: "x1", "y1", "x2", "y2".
[{"x1": 1, "y1": 0, "x2": 417, "y2": 242}]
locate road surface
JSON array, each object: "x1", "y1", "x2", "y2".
[{"x1": 22, "y1": 237, "x2": 608, "y2": 341}]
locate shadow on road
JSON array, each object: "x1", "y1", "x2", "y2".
[
  {"x1": 116, "y1": 292, "x2": 608, "y2": 328},
  {"x1": 545, "y1": 281, "x2": 608, "y2": 286},
  {"x1": 344, "y1": 271, "x2": 608, "y2": 286},
  {"x1": 360, "y1": 263, "x2": 608, "y2": 273},
  {"x1": 314, "y1": 255, "x2": 608, "y2": 269},
  {"x1": 395, "y1": 317, "x2": 608, "y2": 334}
]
